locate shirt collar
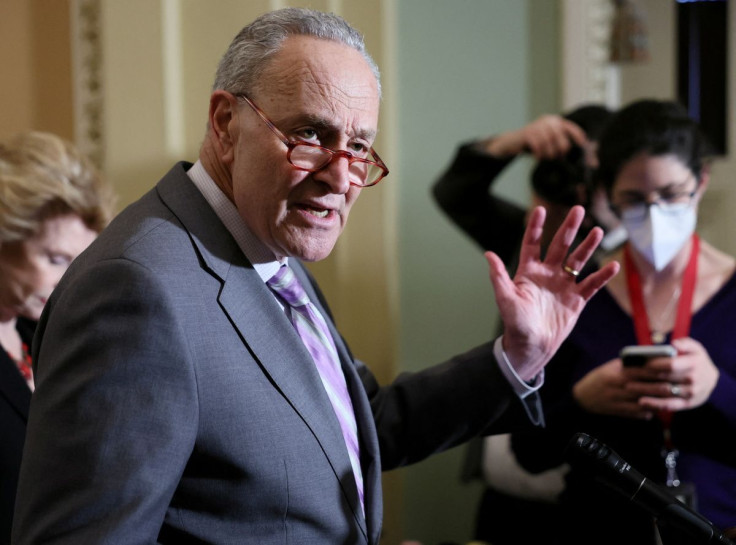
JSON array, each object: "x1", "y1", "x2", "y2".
[{"x1": 186, "y1": 160, "x2": 284, "y2": 282}]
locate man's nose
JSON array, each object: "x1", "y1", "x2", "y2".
[{"x1": 313, "y1": 153, "x2": 352, "y2": 194}]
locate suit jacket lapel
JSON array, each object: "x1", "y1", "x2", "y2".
[{"x1": 155, "y1": 165, "x2": 369, "y2": 539}]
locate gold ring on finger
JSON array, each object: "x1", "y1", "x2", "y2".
[{"x1": 563, "y1": 264, "x2": 580, "y2": 278}]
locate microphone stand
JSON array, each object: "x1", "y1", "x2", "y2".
[{"x1": 565, "y1": 432, "x2": 735, "y2": 545}]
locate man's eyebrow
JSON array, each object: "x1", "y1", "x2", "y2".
[
  {"x1": 292, "y1": 114, "x2": 377, "y2": 141},
  {"x1": 356, "y1": 127, "x2": 378, "y2": 141}
]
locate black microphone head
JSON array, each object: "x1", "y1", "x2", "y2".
[
  {"x1": 565, "y1": 432, "x2": 645, "y2": 498},
  {"x1": 565, "y1": 433, "x2": 736, "y2": 545}
]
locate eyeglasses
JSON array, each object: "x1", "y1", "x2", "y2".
[
  {"x1": 235, "y1": 94, "x2": 389, "y2": 188},
  {"x1": 610, "y1": 183, "x2": 698, "y2": 221}
]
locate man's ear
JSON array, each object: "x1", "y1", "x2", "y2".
[{"x1": 209, "y1": 90, "x2": 239, "y2": 165}]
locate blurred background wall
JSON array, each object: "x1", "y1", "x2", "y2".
[
  {"x1": 1, "y1": 0, "x2": 734, "y2": 543},
  {"x1": 395, "y1": 1, "x2": 559, "y2": 541}
]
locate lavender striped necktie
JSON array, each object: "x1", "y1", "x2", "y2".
[{"x1": 267, "y1": 265, "x2": 364, "y2": 511}]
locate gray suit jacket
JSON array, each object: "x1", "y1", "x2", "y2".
[{"x1": 14, "y1": 163, "x2": 537, "y2": 545}]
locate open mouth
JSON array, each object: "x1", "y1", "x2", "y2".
[
  {"x1": 306, "y1": 208, "x2": 329, "y2": 218},
  {"x1": 299, "y1": 204, "x2": 331, "y2": 219}
]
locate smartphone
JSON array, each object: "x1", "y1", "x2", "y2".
[{"x1": 620, "y1": 345, "x2": 676, "y2": 367}]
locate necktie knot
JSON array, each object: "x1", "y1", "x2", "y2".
[{"x1": 267, "y1": 265, "x2": 310, "y2": 308}]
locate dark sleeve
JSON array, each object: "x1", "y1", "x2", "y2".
[
  {"x1": 510, "y1": 340, "x2": 593, "y2": 473},
  {"x1": 357, "y1": 342, "x2": 539, "y2": 470},
  {"x1": 702, "y1": 341, "x2": 736, "y2": 427},
  {"x1": 14, "y1": 259, "x2": 198, "y2": 544},
  {"x1": 432, "y1": 142, "x2": 527, "y2": 263}
]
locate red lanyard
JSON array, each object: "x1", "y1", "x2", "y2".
[
  {"x1": 623, "y1": 234, "x2": 699, "y2": 446},
  {"x1": 624, "y1": 234, "x2": 699, "y2": 345}
]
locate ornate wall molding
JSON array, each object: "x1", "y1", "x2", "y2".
[
  {"x1": 70, "y1": 0, "x2": 104, "y2": 168},
  {"x1": 561, "y1": 0, "x2": 618, "y2": 109}
]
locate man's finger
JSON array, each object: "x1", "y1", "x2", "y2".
[
  {"x1": 485, "y1": 251, "x2": 514, "y2": 303},
  {"x1": 577, "y1": 261, "x2": 620, "y2": 301},
  {"x1": 562, "y1": 226, "x2": 604, "y2": 275},
  {"x1": 517, "y1": 207, "x2": 545, "y2": 267}
]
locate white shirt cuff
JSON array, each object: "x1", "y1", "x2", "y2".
[{"x1": 493, "y1": 336, "x2": 544, "y2": 399}]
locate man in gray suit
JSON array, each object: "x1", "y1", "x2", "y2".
[{"x1": 13, "y1": 8, "x2": 618, "y2": 545}]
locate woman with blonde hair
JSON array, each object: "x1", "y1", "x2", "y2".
[{"x1": 0, "y1": 131, "x2": 115, "y2": 543}]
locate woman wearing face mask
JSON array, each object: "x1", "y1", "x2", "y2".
[
  {"x1": 510, "y1": 100, "x2": 736, "y2": 545},
  {"x1": 0, "y1": 132, "x2": 115, "y2": 544}
]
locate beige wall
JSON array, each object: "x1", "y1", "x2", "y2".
[
  {"x1": 618, "y1": 0, "x2": 676, "y2": 103},
  {"x1": 0, "y1": 0, "x2": 74, "y2": 141},
  {"x1": 0, "y1": 0, "x2": 34, "y2": 138}
]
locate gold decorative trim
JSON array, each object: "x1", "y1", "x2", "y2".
[{"x1": 71, "y1": 0, "x2": 104, "y2": 168}]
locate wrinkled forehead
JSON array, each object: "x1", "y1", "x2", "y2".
[{"x1": 253, "y1": 36, "x2": 380, "y2": 136}]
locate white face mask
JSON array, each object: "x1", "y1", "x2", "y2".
[{"x1": 621, "y1": 202, "x2": 697, "y2": 271}]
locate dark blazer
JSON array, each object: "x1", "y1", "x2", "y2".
[
  {"x1": 432, "y1": 142, "x2": 525, "y2": 262},
  {"x1": 0, "y1": 319, "x2": 34, "y2": 545},
  {"x1": 14, "y1": 163, "x2": 536, "y2": 545}
]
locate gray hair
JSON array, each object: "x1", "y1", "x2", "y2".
[{"x1": 213, "y1": 7, "x2": 381, "y2": 97}]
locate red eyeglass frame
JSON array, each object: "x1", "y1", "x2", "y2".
[{"x1": 234, "y1": 93, "x2": 389, "y2": 187}]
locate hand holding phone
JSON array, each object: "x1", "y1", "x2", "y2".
[{"x1": 620, "y1": 345, "x2": 676, "y2": 367}]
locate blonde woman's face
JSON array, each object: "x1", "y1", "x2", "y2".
[{"x1": 0, "y1": 214, "x2": 97, "y2": 321}]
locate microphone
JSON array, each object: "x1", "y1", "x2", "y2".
[{"x1": 566, "y1": 432, "x2": 735, "y2": 545}]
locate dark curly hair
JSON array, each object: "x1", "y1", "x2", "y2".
[
  {"x1": 596, "y1": 99, "x2": 713, "y2": 195},
  {"x1": 531, "y1": 104, "x2": 613, "y2": 206}
]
